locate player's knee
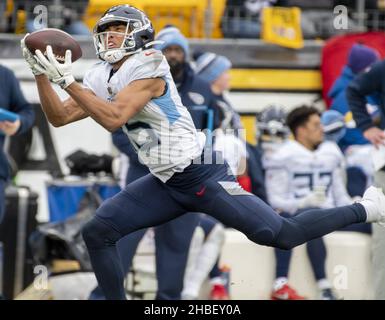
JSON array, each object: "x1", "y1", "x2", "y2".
[
  {"x1": 82, "y1": 217, "x2": 121, "y2": 249},
  {"x1": 246, "y1": 227, "x2": 277, "y2": 247},
  {"x1": 272, "y1": 221, "x2": 304, "y2": 250},
  {"x1": 273, "y1": 238, "x2": 296, "y2": 250},
  {"x1": 245, "y1": 223, "x2": 299, "y2": 250}
]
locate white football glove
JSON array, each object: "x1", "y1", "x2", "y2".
[
  {"x1": 298, "y1": 186, "x2": 327, "y2": 209},
  {"x1": 20, "y1": 34, "x2": 43, "y2": 76},
  {"x1": 34, "y1": 45, "x2": 75, "y2": 89}
]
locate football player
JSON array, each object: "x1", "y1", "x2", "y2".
[{"x1": 21, "y1": 5, "x2": 385, "y2": 299}]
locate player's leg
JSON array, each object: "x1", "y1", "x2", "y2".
[
  {"x1": 184, "y1": 166, "x2": 379, "y2": 250},
  {"x1": 82, "y1": 174, "x2": 185, "y2": 300},
  {"x1": 271, "y1": 211, "x2": 303, "y2": 300},
  {"x1": 208, "y1": 260, "x2": 221, "y2": 280},
  {"x1": 154, "y1": 213, "x2": 199, "y2": 300},
  {"x1": 306, "y1": 237, "x2": 336, "y2": 299},
  {"x1": 200, "y1": 215, "x2": 228, "y2": 300},
  {"x1": 290, "y1": 208, "x2": 332, "y2": 299},
  {"x1": 272, "y1": 247, "x2": 297, "y2": 299},
  {"x1": 182, "y1": 215, "x2": 225, "y2": 300},
  {"x1": 200, "y1": 215, "x2": 224, "y2": 283},
  {"x1": 274, "y1": 246, "x2": 292, "y2": 280},
  {"x1": 88, "y1": 229, "x2": 146, "y2": 299},
  {"x1": 208, "y1": 258, "x2": 222, "y2": 283},
  {"x1": 306, "y1": 239, "x2": 327, "y2": 282},
  {"x1": 182, "y1": 225, "x2": 205, "y2": 297},
  {"x1": 273, "y1": 213, "x2": 292, "y2": 279},
  {"x1": 117, "y1": 230, "x2": 148, "y2": 275},
  {"x1": 274, "y1": 204, "x2": 368, "y2": 249}
]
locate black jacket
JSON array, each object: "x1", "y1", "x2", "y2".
[
  {"x1": 346, "y1": 60, "x2": 385, "y2": 132},
  {"x1": 0, "y1": 65, "x2": 35, "y2": 180}
]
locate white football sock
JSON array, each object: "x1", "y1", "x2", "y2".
[
  {"x1": 273, "y1": 277, "x2": 288, "y2": 291},
  {"x1": 182, "y1": 224, "x2": 225, "y2": 299},
  {"x1": 317, "y1": 278, "x2": 331, "y2": 290},
  {"x1": 182, "y1": 226, "x2": 205, "y2": 299}
]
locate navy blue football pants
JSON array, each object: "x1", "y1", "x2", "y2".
[
  {"x1": 275, "y1": 211, "x2": 327, "y2": 281},
  {"x1": 89, "y1": 213, "x2": 198, "y2": 300},
  {"x1": 82, "y1": 161, "x2": 367, "y2": 300},
  {"x1": 88, "y1": 163, "x2": 199, "y2": 300}
]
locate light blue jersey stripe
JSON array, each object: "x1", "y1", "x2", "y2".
[{"x1": 152, "y1": 82, "x2": 181, "y2": 124}]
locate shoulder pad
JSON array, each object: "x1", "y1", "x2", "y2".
[{"x1": 135, "y1": 49, "x2": 164, "y2": 66}]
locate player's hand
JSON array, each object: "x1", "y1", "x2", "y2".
[
  {"x1": 20, "y1": 34, "x2": 43, "y2": 76},
  {"x1": 363, "y1": 127, "x2": 385, "y2": 148},
  {"x1": 34, "y1": 45, "x2": 75, "y2": 89},
  {"x1": 0, "y1": 119, "x2": 21, "y2": 136},
  {"x1": 298, "y1": 186, "x2": 327, "y2": 209}
]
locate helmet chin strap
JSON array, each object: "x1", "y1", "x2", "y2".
[
  {"x1": 101, "y1": 49, "x2": 126, "y2": 64},
  {"x1": 100, "y1": 40, "x2": 161, "y2": 64},
  {"x1": 101, "y1": 47, "x2": 140, "y2": 64}
]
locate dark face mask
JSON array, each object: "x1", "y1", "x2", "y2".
[{"x1": 168, "y1": 59, "x2": 185, "y2": 80}]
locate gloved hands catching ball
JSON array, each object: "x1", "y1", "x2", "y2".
[{"x1": 20, "y1": 29, "x2": 82, "y2": 89}]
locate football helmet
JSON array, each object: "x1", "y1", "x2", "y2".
[
  {"x1": 93, "y1": 5, "x2": 155, "y2": 64},
  {"x1": 257, "y1": 104, "x2": 289, "y2": 143}
]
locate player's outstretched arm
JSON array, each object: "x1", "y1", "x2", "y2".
[
  {"x1": 35, "y1": 75, "x2": 89, "y2": 127},
  {"x1": 65, "y1": 77, "x2": 164, "y2": 132},
  {"x1": 32, "y1": 46, "x2": 164, "y2": 132},
  {"x1": 21, "y1": 39, "x2": 88, "y2": 127}
]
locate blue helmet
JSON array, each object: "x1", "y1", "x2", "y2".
[
  {"x1": 93, "y1": 5, "x2": 155, "y2": 63},
  {"x1": 321, "y1": 110, "x2": 346, "y2": 143}
]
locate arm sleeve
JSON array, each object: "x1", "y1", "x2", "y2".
[
  {"x1": 346, "y1": 61, "x2": 384, "y2": 132},
  {"x1": 8, "y1": 68, "x2": 35, "y2": 135},
  {"x1": 265, "y1": 158, "x2": 299, "y2": 214}
]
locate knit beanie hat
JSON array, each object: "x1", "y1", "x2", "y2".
[
  {"x1": 194, "y1": 52, "x2": 232, "y2": 83},
  {"x1": 154, "y1": 26, "x2": 189, "y2": 58},
  {"x1": 321, "y1": 110, "x2": 346, "y2": 143},
  {"x1": 347, "y1": 44, "x2": 380, "y2": 74}
]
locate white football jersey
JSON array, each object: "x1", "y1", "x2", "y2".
[
  {"x1": 83, "y1": 49, "x2": 205, "y2": 182},
  {"x1": 213, "y1": 131, "x2": 248, "y2": 176},
  {"x1": 265, "y1": 140, "x2": 351, "y2": 213}
]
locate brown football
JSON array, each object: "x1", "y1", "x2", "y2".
[{"x1": 24, "y1": 28, "x2": 82, "y2": 63}]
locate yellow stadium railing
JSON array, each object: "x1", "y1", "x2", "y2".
[
  {"x1": 6, "y1": 0, "x2": 227, "y2": 38},
  {"x1": 84, "y1": 0, "x2": 210, "y2": 38}
]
